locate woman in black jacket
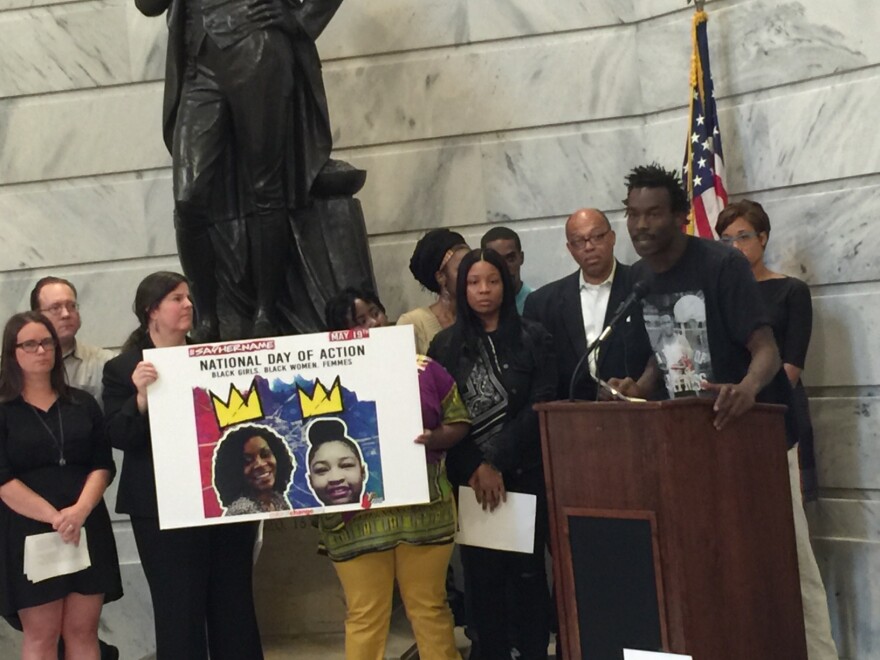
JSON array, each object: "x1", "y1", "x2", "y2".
[
  {"x1": 102, "y1": 272, "x2": 262, "y2": 660},
  {"x1": 429, "y1": 249, "x2": 557, "y2": 660}
]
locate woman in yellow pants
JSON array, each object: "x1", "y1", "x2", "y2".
[{"x1": 322, "y1": 288, "x2": 471, "y2": 660}]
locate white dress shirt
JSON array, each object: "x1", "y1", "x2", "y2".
[
  {"x1": 63, "y1": 341, "x2": 117, "y2": 406},
  {"x1": 579, "y1": 261, "x2": 616, "y2": 377}
]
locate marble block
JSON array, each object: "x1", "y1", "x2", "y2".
[
  {"x1": 808, "y1": 291, "x2": 880, "y2": 389},
  {"x1": 342, "y1": 141, "x2": 487, "y2": 236},
  {"x1": 467, "y1": 0, "x2": 634, "y2": 42},
  {"x1": 325, "y1": 28, "x2": 640, "y2": 148},
  {"x1": 809, "y1": 498, "x2": 880, "y2": 543},
  {"x1": 700, "y1": 73, "x2": 880, "y2": 195},
  {"x1": 811, "y1": 397, "x2": 880, "y2": 491},
  {"x1": 740, "y1": 178, "x2": 880, "y2": 287},
  {"x1": 637, "y1": 0, "x2": 876, "y2": 113},
  {"x1": 0, "y1": 172, "x2": 176, "y2": 271},
  {"x1": 319, "y1": 0, "x2": 468, "y2": 60},
  {"x1": 812, "y1": 538, "x2": 880, "y2": 660},
  {"x1": 252, "y1": 519, "x2": 346, "y2": 636},
  {"x1": 0, "y1": 0, "x2": 131, "y2": 99},
  {"x1": 0, "y1": 0, "x2": 85, "y2": 15},
  {"x1": 126, "y1": 1, "x2": 167, "y2": 83},
  {"x1": 481, "y1": 123, "x2": 646, "y2": 221},
  {"x1": 0, "y1": 83, "x2": 168, "y2": 185}
]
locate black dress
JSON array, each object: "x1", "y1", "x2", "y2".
[
  {"x1": 0, "y1": 389, "x2": 122, "y2": 615},
  {"x1": 758, "y1": 276, "x2": 817, "y2": 498}
]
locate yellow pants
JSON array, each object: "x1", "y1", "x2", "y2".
[{"x1": 332, "y1": 542, "x2": 461, "y2": 660}]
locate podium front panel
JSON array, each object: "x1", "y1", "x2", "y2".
[
  {"x1": 537, "y1": 399, "x2": 807, "y2": 660},
  {"x1": 564, "y1": 509, "x2": 666, "y2": 659}
]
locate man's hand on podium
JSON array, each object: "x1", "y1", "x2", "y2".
[
  {"x1": 468, "y1": 463, "x2": 506, "y2": 512},
  {"x1": 606, "y1": 376, "x2": 645, "y2": 400},
  {"x1": 701, "y1": 379, "x2": 758, "y2": 430}
]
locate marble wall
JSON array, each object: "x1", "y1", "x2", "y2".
[{"x1": 0, "y1": 0, "x2": 877, "y2": 656}]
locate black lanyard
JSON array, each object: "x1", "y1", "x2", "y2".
[{"x1": 30, "y1": 404, "x2": 65, "y2": 467}]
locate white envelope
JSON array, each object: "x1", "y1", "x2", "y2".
[
  {"x1": 24, "y1": 529, "x2": 91, "y2": 583},
  {"x1": 456, "y1": 486, "x2": 536, "y2": 554}
]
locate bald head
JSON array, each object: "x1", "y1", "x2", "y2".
[
  {"x1": 565, "y1": 208, "x2": 616, "y2": 284},
  {"x1": 565, "y1": 208, "x2": 611, "y2": 234}
]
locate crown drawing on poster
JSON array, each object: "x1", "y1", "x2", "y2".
[
  {"x1": 298, "y1": 377, "x2": 344, "y2": 418},
  {"x1": 210, "y1": 379, "x2": 264, "y2": 429}
]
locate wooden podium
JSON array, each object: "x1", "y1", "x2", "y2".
[{"x1": 536, "y1": 398, "x2": 806, "y2": 660}]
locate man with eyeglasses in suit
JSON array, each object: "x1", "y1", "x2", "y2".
[
  {"x1": 29, "y1": 277, "x2": 115, "y2": 407},
  {"x1": 524, "y1": 208, "x2": 653, "y2": 402}
]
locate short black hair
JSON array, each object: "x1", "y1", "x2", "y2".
[
  {"x1": 213, "y1": 425, "x2": 294, "y2": 507},
  {"x1": 624, "y1": 163, "x2": 690, "y2": 215},
  {"x1": 481, "y1": 226, "x2": 522, "y2": 252},
  {"x1": 30, "y1": 276, "x2": 77, "y2": 312},
  {"x1": 716, "y1": 199, "x2": 771, "y2": 236},
  {"x1": 324, "y1": 288, "x2": 385, "y2": 332}
]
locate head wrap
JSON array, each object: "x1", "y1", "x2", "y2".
[{"x1": 408, "y1": 229, "x2": 468, "y2": 293}]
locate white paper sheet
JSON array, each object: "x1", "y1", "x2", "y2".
[
  {"x1": 24, "y1": 529, "x2": 90, "y2": 583},
  {"x1": 623, "y1": 650, "x2": 692, "y2": 660},
  {"x1": 456, "y1": 486, "x2": 536, "y2": 554}
]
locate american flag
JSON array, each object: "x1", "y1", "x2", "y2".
[{"x1": 682, "y1": 9, "x2": 727, "y2": 239}]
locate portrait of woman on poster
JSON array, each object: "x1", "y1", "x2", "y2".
[
  {"x1": 306, "y1": 418, "x2": 367, "y2": 507},
  {"x1": 213, "y1": 425, "x2": 294, "y2": 515},
  {"x1": 0, "y1": 311, "x2": 122, "y2": 658}
]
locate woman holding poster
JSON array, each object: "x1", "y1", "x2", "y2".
[
  {"x1": 102, "y1": 272, "x2": 263, "y2": 660},
  {"x1": 429, "y1": 249, "x2": 557, "y2": 660},
  {"x1": 323, "y1": 287, "x2": 471, "y2": 660}
]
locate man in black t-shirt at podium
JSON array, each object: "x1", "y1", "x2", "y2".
[{"x1": 608, "y1": 163, "x2": 785, "y2": 430}]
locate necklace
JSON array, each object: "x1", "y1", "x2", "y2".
[{"x1": 29, "y1": 404, "x2": 65, "y2": 467}]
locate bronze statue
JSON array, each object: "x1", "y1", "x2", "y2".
[{"x1": 136, "y1": 0, "x2": 368, "y2": 340}]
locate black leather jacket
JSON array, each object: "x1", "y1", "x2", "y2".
[{"x1": 428, "y1": 318, "x2": 557, "y2": 486}]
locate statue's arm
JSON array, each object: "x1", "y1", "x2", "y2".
[
  {"x1": 294, "y1": 0, "x2": 343, "y2": 41},
  {"x1": 135, "y1": 0, "x2": 171, "y2": 18}
]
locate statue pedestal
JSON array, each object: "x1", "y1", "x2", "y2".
[{"x1": 253, "y1": 518, "x2": 346, "y2": 636}]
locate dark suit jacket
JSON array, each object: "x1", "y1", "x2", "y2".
[
  {"x1": 523, "y1": 262, "x2": 653, "y2": 401},
  {"x1": 102, "y1": 347, "x2": 158, "y2": 518}
]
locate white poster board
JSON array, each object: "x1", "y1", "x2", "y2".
[{"x1": 145, "y1": 325, "x2": 427, "y2": 529}]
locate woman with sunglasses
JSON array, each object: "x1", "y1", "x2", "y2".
[{"x1": 0, "y1": 311, "x2": 121, "y2": 658}]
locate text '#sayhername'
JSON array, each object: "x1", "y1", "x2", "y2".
[{"x1": 187, "y1": 340, "x2": 275, "y2": 358}]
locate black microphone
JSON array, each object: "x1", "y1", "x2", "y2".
[{"x1": 567, "y1": 279, "x2": 651, "y2": 401}]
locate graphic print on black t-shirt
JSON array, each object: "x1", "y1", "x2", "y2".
[{"x1": 643, "y1": 291, "x2": 714, "y2": 398}]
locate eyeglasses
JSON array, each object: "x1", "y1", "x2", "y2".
[
  {"x1": 40, "y1": 302, "x2": 80, "y2": 316},
  {"x1": 719, "y1": 231, "x2": 759, "y2": 245},
  {"x1": 568, "y1": 229, "x2": 611, "y2": 250},
  {"x1": 16, "y1": 338, "x2": 57, "y2": 353}
]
